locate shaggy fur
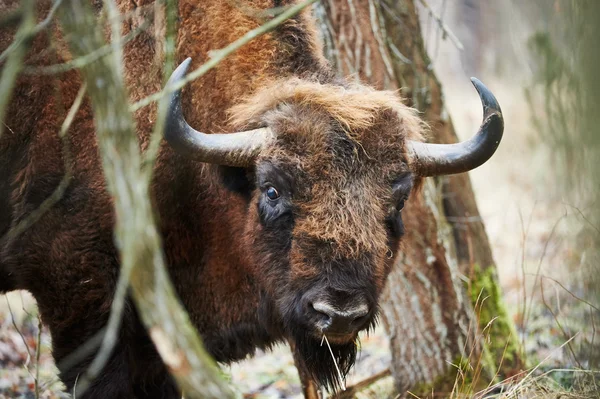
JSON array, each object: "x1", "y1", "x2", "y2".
[
  {"x1": 230, "y1": 77, "x2": 424, "y2": 136},
  {"x1": 0, "y1": 0, "x2": 425, "y2": 397}
]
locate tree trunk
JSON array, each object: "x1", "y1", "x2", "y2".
[{"x1": 316, "y1": 0, "x2": 523, "y2": 395}]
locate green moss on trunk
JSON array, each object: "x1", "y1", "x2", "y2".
[{"x1": 469, "y1": 265, "x2": 524, "y2": 378}]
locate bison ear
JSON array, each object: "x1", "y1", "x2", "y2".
[{"x1": 217, "y1": 165, "x2": 255, "y2": 198}]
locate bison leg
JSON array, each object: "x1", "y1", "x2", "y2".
[
  {"x1": 132, "y1": 370, "x2": 179, "y2": 399},
  {"x1": 0, "y1": 263, "x2": 16, "y2": 293},
  {"x1": 56, "y1": 311, "x2": 179, "y2": 399},
  {"x1": 2, "y1": 180, "x2": 182, "y2": 398},
  {"x1": 60, "y1": 344, "x2": 134, "y2": 399},
  {"x1": 128, "y1": 313, "x2": 180, "y2": 399}
]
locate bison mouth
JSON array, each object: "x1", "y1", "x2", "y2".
[{"x1": 320, "y1": 331, "x2": 358, "y2": 344}]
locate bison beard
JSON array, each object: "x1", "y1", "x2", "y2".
[
  {"x1": 287, "y1": 302, "x2": 380, "y2": 391},
  {"x1": 259, "y1": 289, "x2": 367, "y2": 391},
  {"x1": 292, "y1": 330, "x2": 358, "y2": 391}
]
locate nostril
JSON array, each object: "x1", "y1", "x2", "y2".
[
  {"x1": 311, "y1": 301, "x2": 339, "y2": 324},
  {"x1": 349, "y1": 305, "x2": 369, "y2": 325},
  {"x1": 355, "y1": 304, "x2": 369, "y2": 317},
  {"x1": 309, "y1": 301, "x2": 333, "y2": 327},
  {"x1": 350, "y1": 312, "x2": 369, "y2": 327}
]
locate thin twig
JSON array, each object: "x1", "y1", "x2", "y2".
[
  {"x1": 0, "y1": 0, "x2": 35, "y2": 139},
  {"x1": 529, "y1": 274, "x2": 600, "y2": 313},
  {"x1": 506, "y1": 333, "x2": 579, "y2": 395},
  {"x1": 21, "y1": 3, "x2": 156, "y2": 68},
  {"x1": 0, "y1": 0, "x2": 63, "y2": 63},
  {"x1": 35, "y1": 315, "x2": 42, "y2": 399},
  {"x1": 141, "y1": 0, "x2": 177, "y2": 173},
  {"x1": 387, "y1": 41, "x2": 412, "y2": 65},
  {"x1": 322, "y1": 335, "x2": 346, "y2": 391},
  {"x1": 539, "y1": 279, "x2": 583, "y2": 369},
  {"x1": 330, "y1": 368, "x2": 391, "y2": 399},
  {"x1": 72, "y1": 373, "x2": 80, "y2": 399},
  {"x1": 1, "y1": 83, "x2": 86, "y2": 245},
  {"x1": 517, "y1": 203, "x2": 535, "y2": 348},
  {"x1": 57, "y1": 328, "x2": 106, "y2": 374},
  {"x1": 5, "y1": 297, "x2": 33, "y2": 363},
  {"x1": 430, "y1": 0, "x2": 447, "y2": 62},
  {"x1": 416, "y1": 0, "x2": 463, "y2": 51},
  {"x1": 564, "y1": 202, "x2": 600, "y2": 235},
  {"x1": 367, "y1": 0, "x2": 394, "y2": 79},
  {"x1": 5, "y1": 297, "x2": 41, "y2": 391},
  {"x1": 523, "y1": 211, "x2": 567, "y2": 328},
  {"x1": 22, "y1": 19, "x2": 151, "y2": 76}
]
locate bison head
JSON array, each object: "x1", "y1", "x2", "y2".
[{"x1": 164, "y1": 58, "x2": 503, "y2": 389}]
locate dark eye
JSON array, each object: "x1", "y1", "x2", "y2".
[
  {"x1": 397, "y1": 199, "x2": 405, "y2": 211},
  {"x1": 266, "y1": 186, "x2": 280, "y2": 201}
]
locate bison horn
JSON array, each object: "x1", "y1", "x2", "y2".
[
  {"x1": 164, "y1": 58, "x2": 274, "y2": 167},
  {"x1": 407, "y1": 78, "x2": 503, "y2": 177}
]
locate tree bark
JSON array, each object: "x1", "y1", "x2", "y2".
[{"x1": 316, "y1": 0, "x2": 523, "y2": 395}]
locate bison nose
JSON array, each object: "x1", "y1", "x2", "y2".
[{"x1": 310, "y1": 300, "x2": 370, "y2": 334}]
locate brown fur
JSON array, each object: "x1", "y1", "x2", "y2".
[
  {"x1": 230, "y1": 78, "x2": 424, "y2": 136},
  {"x1": 0, "y1": 0, "x2": 425, "y2": 397}
]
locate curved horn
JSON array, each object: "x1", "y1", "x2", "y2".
[
  {"x1": 164, "y1": 58, "x2": 274, "y2": 167},
  {"x1": 407, "y1": 78, "x2": 504, "y2": 177}
]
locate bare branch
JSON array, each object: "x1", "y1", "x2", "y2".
[{"x1": 57, "y1": 0, "x2": 234, "y2": 396}]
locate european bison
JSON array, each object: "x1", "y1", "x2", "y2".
[{"x1": 0, "y1": 0, "x2": 503, "y2": 397}]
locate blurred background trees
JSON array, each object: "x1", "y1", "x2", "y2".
[{"x1": 418, "y1": 0, "x2": 600, "y2": 391}]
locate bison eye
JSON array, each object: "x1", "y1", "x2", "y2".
[
  {"x1": 397, "y1": 199, "x2": 405, "y2": 212},
  {"x1": 386, "y1": 197, "x2": 407, "y2": 238},
  {"x1": 266, "y1": 186, "x2": 280, "y2": 201}
]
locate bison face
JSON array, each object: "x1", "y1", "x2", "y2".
[
  {"x1": 164, "y1": 59, "x2": 503, "y2": 389},
  {"x1": 239, "y1": 101, "x2": 416, "y2": 389}
]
